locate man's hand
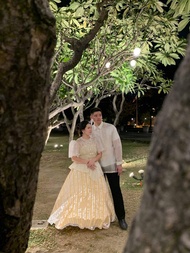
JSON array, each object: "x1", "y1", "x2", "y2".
[{"x1": 116, "y1": 164, "x2": 123, "y2": 175}]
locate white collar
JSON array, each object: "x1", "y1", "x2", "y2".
[{"x1": 94, "y1": 122, "x2": 103, "y2": 129}]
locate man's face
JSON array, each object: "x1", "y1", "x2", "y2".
[{"x1": 91, "y1": 111, "x2": 102, "y2": 126}]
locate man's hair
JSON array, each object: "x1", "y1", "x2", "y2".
[{"x1": 90, "y1": 107, "x2": 102, "y2": 115}]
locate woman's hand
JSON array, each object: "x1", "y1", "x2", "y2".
[{"x1": 87, "y1": 159, "x2": 96, "y2": 170}]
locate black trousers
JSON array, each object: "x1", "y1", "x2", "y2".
[{"x1": 105, "y1": 172, "x2": 125, "y2": 220}]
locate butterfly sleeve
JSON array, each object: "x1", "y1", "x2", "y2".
[{"x1": 68, "y1": 140, "x2": 79, "y2": 158}]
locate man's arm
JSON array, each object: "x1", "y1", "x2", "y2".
[
  {"x1": 113, "y1": 138, "x2": 123, "y2": 165},
  {"x1": 113, "y1": 137, "x2": 123, "y2": 175}
]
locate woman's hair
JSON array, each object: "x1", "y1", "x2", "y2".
[{"x1": 77, "y1": 120, "x2": 89, "y2": 136}]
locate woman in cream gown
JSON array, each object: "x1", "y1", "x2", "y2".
[{"x1": 48, "y1": 120, "x2": 115, "y2": 230}]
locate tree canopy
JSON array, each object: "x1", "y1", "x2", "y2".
[
  {"x1": 167, "y1": 0, "x2": 190, "y2": 32},
  {"x1": 47, "y1": 0, "x2": 187, "y2": 140}
]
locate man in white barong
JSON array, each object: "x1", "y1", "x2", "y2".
[{"x1": 90, "y1": 107, "x2": 128, "y2": 230}]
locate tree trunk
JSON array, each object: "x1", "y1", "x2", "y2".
[
  {"x1": 113, "y1": 92, "x2": 125, "y2": 126},
  {"x1": 0, "y1": 1, "x2": 56, "y2": 253},
  {"x1": 69, "y1": 109, "x2": 81, "y2": 142},
  {"x1": 45, "y1": 126, "x2": 53, "y2": 145},
  {"x1": 79, "y1": 104, "x2": 84, "y2": 122},
  {"x1": 124, "y1": 37, "x2": 190, "y2": 252}
]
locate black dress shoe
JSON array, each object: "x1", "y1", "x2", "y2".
[{"x1": 118, "y1": 219, "x2": 128, "y2": 230}]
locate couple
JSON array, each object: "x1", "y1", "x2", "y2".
[{"x1": 48, "y1": 107, "x2": 128, "y2": 230}]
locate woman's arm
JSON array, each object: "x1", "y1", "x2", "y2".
[
  {"x1": 72, "y1": 152, "x2": 102, "y2": 170},
  {"x1": 87, "y1": 152, "x2": 102, "y2": 169},
  {"x1": 71, "y1": 156, "x2": 89, "y2": 164}
]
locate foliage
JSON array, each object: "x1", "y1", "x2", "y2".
[
  {"x1": 51, "y1": 0, "x2": 186, "y2": 94},
  {"x1": 167, "y1": 0, "x2": 190, "y2": 31},
  {"x1": 48, "y1": 0, "x2": 188, "y2": 136},
  {"x1": 110, "y1": 62, "x2": 137, "y2": 94}
]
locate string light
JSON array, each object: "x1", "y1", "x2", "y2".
[
  {"x1": 130, "y1": 59, "x2": 137, "y2": 67},
  {"x1": 104, "y1": 47, "x2": 141, "y2": 69},
  {"x1": 133, "y1": 47, "x2": 141, "y2": 57},
  {"x1": 105, "y1": 61, "x2": 111, "y2": 68}
]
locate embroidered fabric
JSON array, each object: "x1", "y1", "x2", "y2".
[
  {"x1": 92, "y1": 122, "x2": 123, "y2": 172},
  {"x1": 48, "y1": 137, "x2": 115, "y2": 230}
]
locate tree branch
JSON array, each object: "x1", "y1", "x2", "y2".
[{"x1": 49, "y1": 5, "x2": 108, "y2": 103}]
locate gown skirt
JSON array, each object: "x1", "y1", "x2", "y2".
[{"x1": 48, "y1": 162, "x2": 115, "y2": 230}]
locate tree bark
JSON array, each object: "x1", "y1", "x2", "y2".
[
  {"x1": 124, "y1": 36, "x2": 190, "y2": 253},
  {"x1": 113, "y1": 92, "x2": 125, "y2": 126},
  {"x1": 0, "y1": 1, "x2": 56, "y2": 252}
]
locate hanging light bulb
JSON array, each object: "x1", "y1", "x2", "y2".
[
  {"x1": 130, "y1": 59, "x2": 136, "y2": 67},
  {"x1": 133, "y1": 47, "x2": 141, "y2": 57},
  {"x1": 105, "y1": 61, "x2": 111, "y2": 68}
]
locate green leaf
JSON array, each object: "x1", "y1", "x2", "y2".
[
  {"x1": 75, "y1": 7, "x2": 84, "y2": 17},
  {"x1": 164, "y1": 43, "x2": 170, "y2": 52},
  {"x1": 188, "y1": 0, "x2": 190, "y2": 12},
  {"x1": 74, "y1": 74, "x2": 79, "y2": 84},
  {"x1": 73, "y1": 19, "x2": 81, "y2": 27},
  {"x1": 62, "y1": 19, "x2": 70, "y2": 28},
  {"x1": 62, "y1": 57, "x2": 70, "y2": 63},
  {"x1": 170, "y1": 0, "x2": 178, "y2": 10},
  {"x1": 179, "y1": 0, "x2": 188, "y2": 14},
  {"x1": 69, "y1": 2, "x2": 80, "y2": 11},
  {"x1": 49, "y1": 2, "x2": 58, "y2": 12},
  {"x1": 178, "y1": 18, "x2": 190, "y2": 32},
  {"x1": 155, "y1": 1, "x2": 164, "y2": 13},
  {"x1": 170, "y1": 53, "x2": 180, "y2": 59}
]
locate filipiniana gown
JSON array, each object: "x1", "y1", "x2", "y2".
[{"x1": 48, "y1": 136, "x2": 115, "y2": 230}]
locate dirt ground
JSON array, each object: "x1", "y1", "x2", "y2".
[{"x1": 26, "y1": 137, "x2": 146, "y2": 253}]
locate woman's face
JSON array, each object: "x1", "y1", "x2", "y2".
[{"x1": 82, "y1": 123, "x2": 92, "y2": 136}]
